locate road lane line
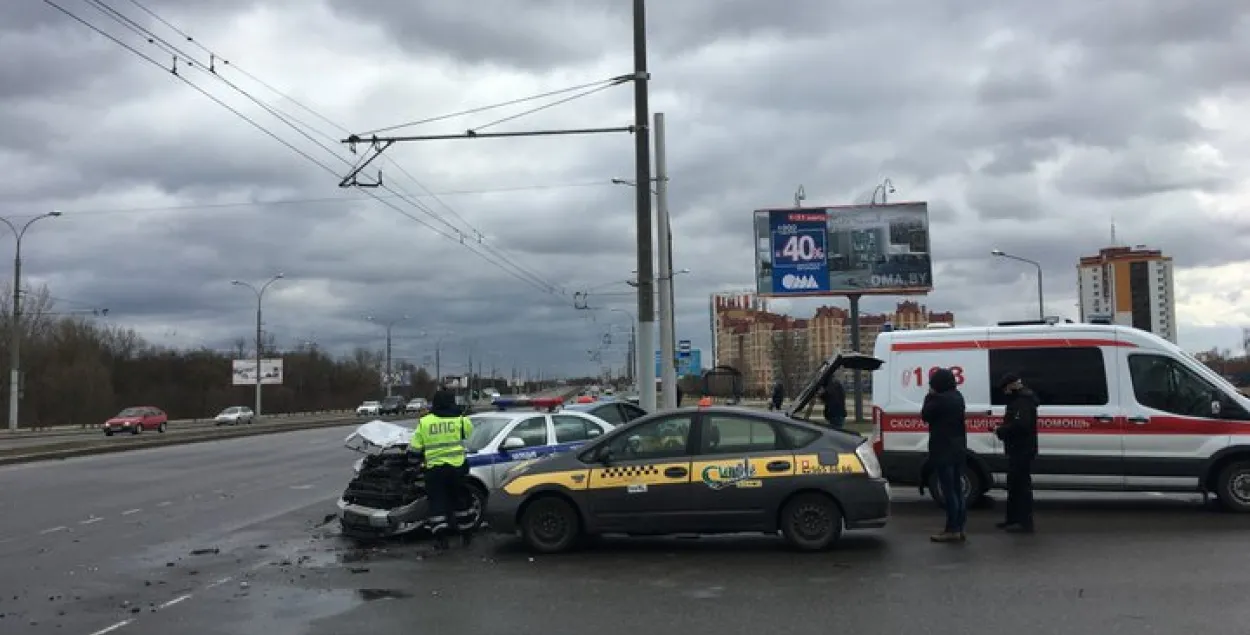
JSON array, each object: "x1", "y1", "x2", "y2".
[
  {"x1": 156, "y1": 501, "x2": 172, "y2": 507},
  {"x1": 158, "y1": 593, "x2": 192, "y2": 609},
  {"x1": 289, "y1": 484, "x2": 313, "y2": 490},
  {"x1": 80, "y1": 517, "x2": 104, "y2": 525},
  {"x1": 88, "y1": 619, "x2": 132, "y2": 635},
  {"x1": 205, "y1": 576, "x2": 233, "y2": 589},
  {"x1": 121, "y1": 508, "x2": 142, "y2": 516},
  {"x1": 40, "y1": 525, "x2": 68, "y2": 534}
]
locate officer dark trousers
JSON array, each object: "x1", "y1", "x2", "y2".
[
  {"x1": 1005, "y1": 455, "x2": 1035, "y2": 529},
  {"x1": 454, "y1": 463, "x2": 475, "y2": 545},
  {"x1": 425, "y1": 465, "x2": 459, "y2": 545}
]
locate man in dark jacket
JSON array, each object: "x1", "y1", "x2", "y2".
[
  {"x1": 994, "y1": 373, "x2": 1039, "y2": 533},
  {"x1": 769, "y1": 381, "x2": 784, "y2": 411},
  {"x1": 923, "y1": 367, "x2": 968, "y2": 543},
  {"x1": 821, "y1": 373, "x2": 847, "y2": 429}
]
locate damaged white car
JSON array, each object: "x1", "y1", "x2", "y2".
[{"x1": 337, "y1": 410, "x2": 615, "y2": 540}]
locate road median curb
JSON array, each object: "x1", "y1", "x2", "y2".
[{"x1": 0, "y1": 418, "x2": 366, "y2": 466}]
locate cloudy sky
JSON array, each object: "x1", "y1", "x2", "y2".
[{"x1": 3, "y1": 0, "x2": 1249, "y2": 378}]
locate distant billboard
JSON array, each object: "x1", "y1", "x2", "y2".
[
  {"x1": 232, "y1": 359, "x2": 283, "y2": 385},
  {"x1": 753, "y1": 202, "x2": 933, "y2": 297}
]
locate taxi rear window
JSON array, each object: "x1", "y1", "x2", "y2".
[{"x1": 778, "y1": 424, "x2": 821, "y2": 449}]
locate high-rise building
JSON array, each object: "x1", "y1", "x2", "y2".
[
  {"x1": 708, "y1": 290, "x2": 768, "y2": 367},
  {"x1": 1077, "y1": 245, "x2": 1176, "y2": 343}
]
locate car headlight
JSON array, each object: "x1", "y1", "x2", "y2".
[{"x1": 854, "y1": 441, "x2": 883, "y2": 479}]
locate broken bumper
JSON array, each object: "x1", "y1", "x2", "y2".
[{"x1": 337, "y1": 497, "x2": 431, "y2": 537}]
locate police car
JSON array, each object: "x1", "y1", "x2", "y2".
[
  {"x1": 339, "y1": 406, "x2": 615, "y2": 537},
  {"x1": 483, "y1": 353, "x2": 890, "y2": 553}
]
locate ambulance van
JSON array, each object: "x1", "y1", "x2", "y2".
[{"x1": 870, "y1": 321, "x2": 1250, "y2": 512}]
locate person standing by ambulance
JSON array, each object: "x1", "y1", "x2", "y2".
[
  {"x1": 924, "y1": 367, "x2": 968, "y2": 543},
  {"x1": 994, "y1": 373, "x2": 1038, "y2": 533},
  {"x1": 410, "y1": 389, "x2": 476, "y2": 549}
]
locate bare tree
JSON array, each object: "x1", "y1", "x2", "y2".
[{"x1": 771, "y1": 329, "x2": 810, "y2": 399}]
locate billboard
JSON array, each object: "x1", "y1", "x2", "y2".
[
  {"x1": 380, "y1": 370, "x2": 412, "y2": 387},
  {"x1": 656, "y1": 347, "x2": 703, "y2": 378},
  {"x1": 753, "y1": 202, "x2": 933, "y2": 297},
  {"x1": 232, "y1": 359, "x2": 284, "y2": 385}
]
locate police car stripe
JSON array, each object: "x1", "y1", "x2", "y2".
[{"x1": 465, "y1": 440, "x2": 588, "y2": 468}]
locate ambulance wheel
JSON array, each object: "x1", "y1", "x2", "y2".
[
  {"x1": 927, "y1": 463, "x2": 982, "y2": 509},
  {"x1": 1215, "y1": 461, "x2": 1250, "y2": 513},
  {"x1": 779, "y1": 492, "x2": 843, "y2": 551},
  {"x1": 519, "y1": 496, "x2": 581, "y2": 554}
]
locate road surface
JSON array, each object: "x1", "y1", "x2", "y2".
[{"x1": 4, "y1": 423, "x2": 1250, "y2": 635}]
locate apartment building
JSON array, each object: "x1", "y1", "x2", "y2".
[
  {"x1": 712, "y1": 299, "x2": 955, "y2": 394},
  {"x1": 1077, "y1": 246, "x2": 1177, "y2": 343}
]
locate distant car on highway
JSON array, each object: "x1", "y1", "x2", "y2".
[
  {"x1": 214, "y1": 406, "x2": 255, "y2": 426},
  {"x1": 378, "y1": 396, "x2": 406, "y2": 416},
  {"x1": 404, "y1": 398, "x2": 428, "y2": 414},
  {"x1": 356, "y1": 400, "x2": 381, "y2": 417},
  {"x1": 103, "y1": 407, "x2": 168, "y2": 436}
]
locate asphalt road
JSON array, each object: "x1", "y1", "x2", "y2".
[{"x1": 4, "y1": 423, "x2": 1250, "y2": 635}]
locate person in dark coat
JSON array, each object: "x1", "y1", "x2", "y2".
[
  {"x1": 994, "y1": 373, "x2": 1039, "y2": 533},
  {"x1": 769, "y1": 381, "x2": 784, "y2": 411},
  {"x1": 923, "y1": 367, "x2": 968, "y2": 543},
  {"x1": 821, "y1": 373, "x2": 847, "y2": 429}
]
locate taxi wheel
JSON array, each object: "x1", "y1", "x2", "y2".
[
  {"x1": 779, "y1": 493, "x2": 843, "y2": 551},
  {"x1": 519, "y1": 496, "x2": 581, "y2": 554}
]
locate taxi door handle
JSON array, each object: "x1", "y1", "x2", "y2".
[
  {"x1": 664, "y1": 466, "x2": 688, "y2": 478},
  {"x1": 766, "y1": 461, "x2": 791, "y2": 472}
]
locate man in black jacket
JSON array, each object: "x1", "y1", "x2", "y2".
[
  {"x1": 821, "y1": 373, "x2": 847, "y2": 429},
  {"x1": 923, "y1": 368, "x2": 968, "y2": 543},
  {"x1": 994, "y1": 373, "x2": 1039, "y2": 533}
]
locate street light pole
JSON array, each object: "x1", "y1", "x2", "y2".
[
  {"x1": 653, "y1": 112, "x2": 678, "y2": 410},
  {"x1": 231, "y1": 273, "x2": 284, "y2": 416},
  {"x1": 3, "y1": 211, "x2": 62, "y2": 432},
  {"x1": 611, "y1": 308, "x2": 637, "y2": 393},
  {"x1": 368, "y1": 315, "x2": 409, "y2": 397},
  {"x1": 991, "y1": 249, "x2": 1045, "y2": 319},
  {"x1": 631, "y1": 0, "x2": 656, "y2": 412}
]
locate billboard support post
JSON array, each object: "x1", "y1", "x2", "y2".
[{"x1": 849, "y1": 293, "x2": 864, "y2": 423}]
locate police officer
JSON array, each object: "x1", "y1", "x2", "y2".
[
  {"x1": 994, "y1": 373, "x2": 1039, "y2": 533},
  {"x1": 410, "y1": 389, "x2": 476, "y2": 549}
]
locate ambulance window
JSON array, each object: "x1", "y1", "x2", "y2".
[
  {"x1": 1128, "y1": 354, "x2": 1218, "y2": 418},
  {"x1": 988, "y1": 347, "x2": 1108, "y2": 406}
]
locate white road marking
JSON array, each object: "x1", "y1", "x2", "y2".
[
  {"x1": 39, "y1": 525, "x2": 68, "y2": 534},
  {"x1": 289, "y1": 484, "x2": 313, "y2": 490},
  {"x1": 121, "y1": 508, "x2": 142, "y2": 516},
  {"x1": 156, "y1": 501, "x2": 172, "y2": 507},
  {"x1": 80, "y1": 517, "x2": 104, "y2": 525},
  {"x1": 205, "y1": 576, "x2": 233, "y2": 589},
  {"x1": 158, "y1": 593, "x2": 192, "y2": 609},
  {"x1": 88, "y1": 619, "x2": 132, "y2": 635}
]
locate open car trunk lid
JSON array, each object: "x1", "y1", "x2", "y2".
[{"x1": 785, "y1": 352, "x2": 884, "y2": 422}]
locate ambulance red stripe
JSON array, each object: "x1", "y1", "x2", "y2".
[
  {"x1": 889, "y1": 338, "x2": 1136, "y2": 352},
  {"x1": 879, "y1": 414, "x2": 1250, "y2": 436}
]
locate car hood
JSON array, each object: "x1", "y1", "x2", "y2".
[
  {"x1": 344, "y1": 420, "x2": 413, "y2": 455},
  {"x1": 785, "y1": 352, "x2": 884, "y2": 420}
]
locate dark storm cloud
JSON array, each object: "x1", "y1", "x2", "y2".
[{"x1": 6, "y1": 0, "x2": 1250, "y2": 375}]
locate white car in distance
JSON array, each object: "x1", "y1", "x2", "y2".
[
  {"x1": 356, "y1": 400, "x2": 382, "y2": 417},
  {"x1": 405, "y1": 398, "x2": 428, "y2": 414},
  {"x1": 214, "y1": 406, "x2": 254, "y2": 426}
]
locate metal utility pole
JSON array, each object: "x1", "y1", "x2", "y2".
[
  {"x1": 3, "y1": 211, "x2": 61, "y2": 432},
  {"x1": 367, "y1": 315, "x2": 408, "y2": 396},
  {"x1": 231, "y1": 273, "x2": 284, "y2": 416},
  {"x1": 654, "y1": 112, "x2": 677, "y2": 410},
  {"x1": 631, "y1": 0, "x2": 656, "y2": 412},
  {"x1": 991, "y1": 250, "x2": 1045, "y2": 319},
  {"x1": 611, "y1": 308, "x2": 637, "y2": 393}
]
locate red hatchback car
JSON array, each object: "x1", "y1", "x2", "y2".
[{"x1": 103, "y1": 406, "x2": 168, "y2": 436}]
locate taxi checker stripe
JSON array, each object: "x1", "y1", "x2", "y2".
[{"x1": 890, "y1": 338, "x2": 1136, "y2": 352}]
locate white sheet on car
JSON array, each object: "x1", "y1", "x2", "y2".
[{"x1": 344, "y1": 420, "x2": 413, "y2": 454}]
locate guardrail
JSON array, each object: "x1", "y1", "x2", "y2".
[{"x1": 8, "y1": 408, "x2": 356, "y2": 437}]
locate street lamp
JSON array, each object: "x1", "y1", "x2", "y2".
[
  {"x1": 3, "y1": 210, "x2": 62, "y2": 432},
  {"x1": 991, "y1": 249, "x2": 1045, "y2": 319},
  {"x1": 611, "y1": 308, "x2": 637, "y2": 392},
  {"x1": 231, "y1": 273, "x2": 284, "y2": 416},
  {"x1": 367, "y1": 315, "x2": 409, "y2": 397}
]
